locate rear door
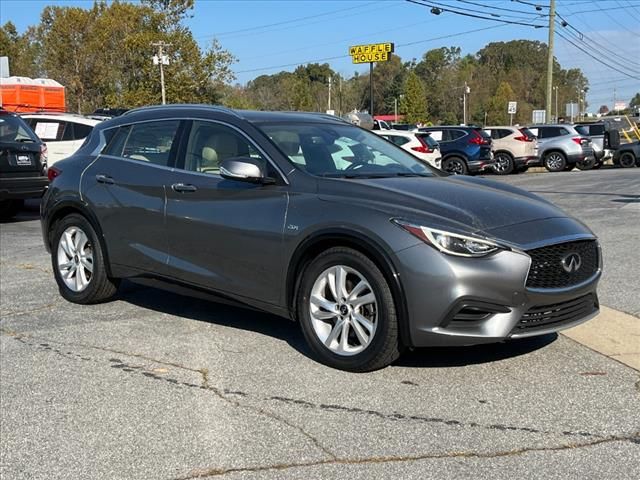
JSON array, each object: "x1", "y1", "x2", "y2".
[
  {"x1": 164, "y1": 119, "x2": 288, "y2": 304},
  {"x1": 0, "y1": 114, "x2": 44, "y2": 178},
  {"x1": 82, "y1": 119, "x2": 184, "y2": 274},
  {"x1": 26, "y1": 118, "x2": 77, "y2": 164}
]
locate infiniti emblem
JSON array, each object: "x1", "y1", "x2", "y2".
[{"x1": 561, "y1": 252, "x2": 582, "y2": 273}]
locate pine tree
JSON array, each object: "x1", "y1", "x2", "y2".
[{"x1": 401, "y1": 71, "x2": 428, "y2": 124}]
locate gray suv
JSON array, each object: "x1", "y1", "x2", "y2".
[
  {"x1": 41, "y1": 105, "x2": 601, "y2": 371},
  {"x1": 527, "y1": 124, "x2": 595, "y2": 172}
]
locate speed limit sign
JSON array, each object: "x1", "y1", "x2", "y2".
[{"x1": 507, "y1": 101, "x2": 517, "y2": 114}]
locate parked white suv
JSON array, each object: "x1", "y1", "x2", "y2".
[
  {"x1": 21, "y1": 113, "x2": 102, "y2": 165},
  {"x1": 375, "y1": 130, "x2": 441, "y2": 168},
  {"x1": 483, "y1": 126, "x2": 538, "y2": 175}
]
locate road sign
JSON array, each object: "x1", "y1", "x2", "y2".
[
  {"x1": 532, "y1": 110, "x2": 546, "y2": 124},
  {"x1": 507, "y1": 101, "x2": 517, "y2": 114},
  {"x1": 349, "y1": 43, "x2": 394, "y2": 64}
]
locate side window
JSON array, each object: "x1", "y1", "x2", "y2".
[
  {"x1": 103, "y1": 126, "x2": 131, "y2": 157},
  {"x1": 387, "y1": 135, "x2": 410, "y2": 146},
  {"x1": 61, "y1": 122, "x2": 74, "y2": 141},
  {"x1": 448, "y1": 130, "x2": 466, "y2": 141},
  {"x1": 183, "y1": 121, "x2": 265, "y2": 174},
  {"x1": 32, "y1": 120, "x2": 65, "y2": 141},
  {"x1": 528, "y1": 127, "x2": 539, "y2": 137},
  {"x1": 121, "y1": 120, "x2": 180, "y2": 166},
  {"x1": 73, "y1": 123, "x2": 93, "y2": 140},
  {"x1": 558, "y1": 127, "x2": 570, "y2": 136},
  {"x1": 537, "y1": 127, "x2": 549, "y2": 139}
]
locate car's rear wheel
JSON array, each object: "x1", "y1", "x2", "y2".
[
  {"x1": 543, "y1": 152, "x2": 567, "y2": 172},
  {"x1": 0, "y1": 199, "x2": 24, "y2": 221},
  {"x1": 492, "y1": 152, "x2": 514, "y2": 175},
  {"x1": 442, "y1": 156, "x2": 468, "y2": 175},
  {"x1": 619, "y1": 152, "x2": 637, "y2": 168},
  {"x1": 296, "y1": 247, "x2": 400, "y2": 372},
  {"x1": 52, "y1": 214, "x2": 119, "y2": 304}
]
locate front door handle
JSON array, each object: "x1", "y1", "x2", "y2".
[
  {"x1": 96, "y1": 174, "x2": 115, "y2": 185},
  {"x1": 171, "y1": 183, "x2": 197, "y2": 193}
]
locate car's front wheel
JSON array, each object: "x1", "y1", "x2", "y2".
[
  {"x1": 51, "y1": 214, "x2": 119, "y2": 304},
  {"x1": 296, "y1": 247, "x2": 400, "y2": 372}
]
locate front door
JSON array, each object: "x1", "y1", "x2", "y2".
[{"x1": 164, "y1": 120, "x2": 288, "y2": 305}]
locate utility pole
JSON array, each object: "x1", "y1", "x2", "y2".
[
  {"x1": 394, "y1": 97, "x2": 398, "y2": 123},
  {"x1": 613, "y1": 87, "x2": 617, "y2": 112},
  {"x1": 554, "y1": 86, "x2": 558, "y2": 123},
  {"x1": 151, "y1": 41, "x2": 171, "y2": 105},
  {"x1": 328, "y1": 76, "x2": 332, "y2": 111},
  {"x1": 546, "y1": 0, "x2": 556, "y2": 123}
]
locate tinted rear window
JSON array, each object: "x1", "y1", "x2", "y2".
[
  {"x1": 416, "y1": 133, "x2": 438, "y2": 148},
  {"x1": 0, "y1": 115, "x2": 39, "y2": 143},
  {"x1": 574, "y1": 125, "x2": 589, "y2": 136},
  {"x1": 519, "y1": 127, "x2": 536, "y2": 139}
]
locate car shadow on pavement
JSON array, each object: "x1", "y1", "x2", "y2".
[
  {"x1": 1, "y1": 200, "x2": 41, "y2": 224},
  {"x1": 118, "y1": 280, "x2": 557, "y2": 369},
  {"x1": 395, "y1": 334, "x2": 557, "y2": 368}
]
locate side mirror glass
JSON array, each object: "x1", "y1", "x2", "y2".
[{"x1": 219, "y1": 157, "x2": 274, "y2": 184}]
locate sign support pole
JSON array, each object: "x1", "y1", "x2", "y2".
[
  {"x1": 369, "y1": 62, "x2": 373, "y2": 115},
  {"x1": 510, "y1": 113, "x2": 513, "y2": 126}
]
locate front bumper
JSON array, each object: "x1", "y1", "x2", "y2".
[{"x1": 395, "y1": 232, "x2": 601, "y2": 347}]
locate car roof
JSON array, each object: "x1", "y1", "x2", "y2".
[
  {"x1": 21, "y1": 112, "x2": 102, "y2": 125},
  {"x1": 121, "y1": 104, "x2": 349, "y2": 125},
  {"x1": 484, "y1": 126, "x2": 518, "y2": 130}
]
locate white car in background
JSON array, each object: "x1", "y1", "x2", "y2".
[
  {"x1": 21, "y1": 113, "x2": 102, "y2": 165},
  {"x1": 375, "y1": 129, "x2": 441, "y2": 168}
]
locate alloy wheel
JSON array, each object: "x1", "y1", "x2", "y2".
[
  {"x1": 57, "y1": 226, "x2": 94, "y2": 292},
  {"x1": 445, "y1": 159, "x2": 465, "y2": 175},
  {"x1": 308, "y1": 265, "x2": 377, "y2": 356},
  {"x1": 546, "y1": 153, "x2": 564, "y2": 171}
]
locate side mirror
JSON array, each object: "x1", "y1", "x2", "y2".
[{"x1": 219, "y1": 156, "x2": 275, "y2": 184}]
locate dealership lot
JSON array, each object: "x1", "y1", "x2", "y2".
[{"x1": 1, "y1": 169, "x2": 639, "y2": 479}]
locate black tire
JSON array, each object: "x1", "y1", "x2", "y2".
[
  {"x1": 543, "y1": 151, "x2": 567, "y2": 172},
  {"x1": 296, "y1": 247, "x2": 400, "y2": 372},
  {"x1": 492, "y1": 152, "x2": 514, "y2": 175},
  {"x1": 619, "y1": 152, "x2": 637, "y2": 168},
  {"x1": 0, "y1": 199, "x2": 24, "y2": 221},
  {"x1": 575, "y1": 157, "x2": 596, "y2": 170},
  {"x1": 442, "y1": 156, "x2": 469, "y2": 175},
  {"x1": 51, "y1": 213, "x2": 119, "y2": 304}
]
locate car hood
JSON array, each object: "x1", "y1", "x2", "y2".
[{"x1": 318, "y1": 175, "x2": 572, "y2": 235}]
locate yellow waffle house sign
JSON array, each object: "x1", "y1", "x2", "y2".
[{"x1": 349, "y1": 43, "x2": 394, "y2": 64}]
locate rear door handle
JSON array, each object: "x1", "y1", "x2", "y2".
[
  {"x1": 171, "y1": 183, "x2": 197, "y2": 193},
  {"x1": 95, "y1": 174, "x2": 115, "y2": 185}
]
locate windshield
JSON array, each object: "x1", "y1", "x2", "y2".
[
  {"x1": 259, "y1": 123, "x2": 440, "y2": 178},
  {"x1": 0, "y1": 115, "x2": 38, "y2": 143}
]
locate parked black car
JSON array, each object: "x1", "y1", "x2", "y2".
[
  {"x1": 418, "y1": 126, "x2": 494, "y2": 175},
  {"x1": 0, "y1": 109, "x2": 49, "y2": 220},
  {"x1": 612, "y1": 140, "x2": 640, "y2": 168}
]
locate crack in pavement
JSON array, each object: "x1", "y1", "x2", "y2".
[
  {"x1": 4, "y1": 328, "x2": 639, "y2": 479},
  {"x1": 172, "y1": 433, "x2": 640, "y2": 479},
  {"x1": 0, "y1": 302, "x2": 58, "y2": 319},
  {"x1": 1, "y1": 328, "x2": 336, "y2": 461}
]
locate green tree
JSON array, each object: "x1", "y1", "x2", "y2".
[
  {"x1": 401, "y1": 70, "x2": 428, "y2": 124},
  {"x1": 486, "y1": 81, "x2": 516, "y2": 125},
  {"x1": 630, "y1": 92, "x2": 640, "y2": 108}
]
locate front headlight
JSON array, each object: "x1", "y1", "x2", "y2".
[{"x1": 393, "y1": 220, "x2": 502, "y2": 257}]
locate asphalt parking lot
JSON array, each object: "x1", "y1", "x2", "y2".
[{"x1": 1, "y1": 168, "x2": 639, "y2": 479}]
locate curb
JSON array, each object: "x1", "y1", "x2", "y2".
[{"x1": 562, "y1": 305, "x2": 640, "y2": 372}]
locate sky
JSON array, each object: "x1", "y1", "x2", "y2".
[{"x1": 1, "y1": 0, "x2": 639, "y2": 111}]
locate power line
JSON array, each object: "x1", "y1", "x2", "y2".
[
  {"x1": 405, "y1": 0, "x2": 547, "y2": 26},
  {"x1": 235, "y1": 24, "x2": 506, "y2": 74},
  {"x1": 454, "y1": 0, "x2": 547, "y2": 16},
  {"x1": 556, "y1": 29, "x2": 640, "y2": 80}
]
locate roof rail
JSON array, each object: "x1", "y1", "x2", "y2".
[{"x1": 123, "y1": 104, "x2": 242, "y2": 119}]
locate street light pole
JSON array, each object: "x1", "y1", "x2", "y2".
[
  {"x1": 554, "y1": 86, "x2": 558, "y2": 123},
  {"x1": 394, "y1": 97, "x2": 398, "y2": 123},
  {"x1": 546, "y1": 0, "x2": 556, "y2": 123}
]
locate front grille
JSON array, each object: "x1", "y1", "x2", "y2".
[
  {"x1": 526, "y1": 240, "x2": 598, "y2": 289},
  {"x1": 513, "y1": 294, "x2": 598, "y2": 333}
]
